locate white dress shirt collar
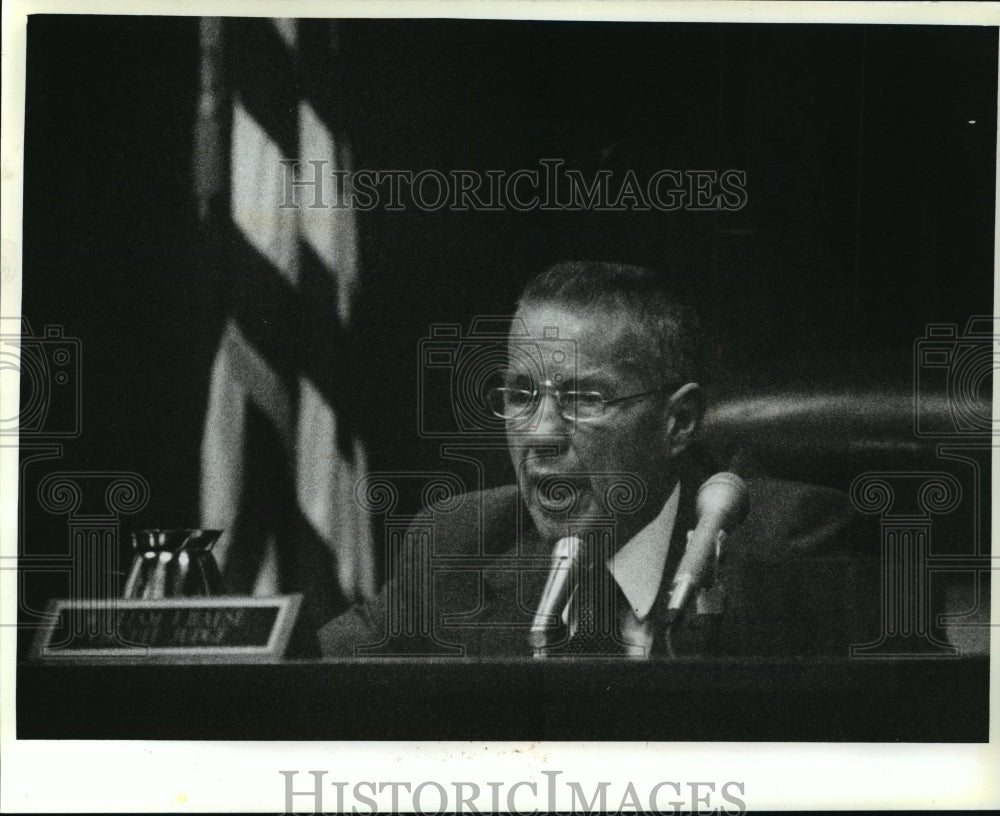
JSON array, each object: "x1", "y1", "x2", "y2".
[{"x1": 606, "y1": 482, "x2": 681, "y2": 621}]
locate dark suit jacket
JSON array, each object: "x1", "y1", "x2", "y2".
[{"x1": 319, "y1": 477, "x2": 879, "y2": 658}]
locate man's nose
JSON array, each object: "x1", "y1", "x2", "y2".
[{"x1": 528, "y1": 391, "x2": 571, "y2": 435}]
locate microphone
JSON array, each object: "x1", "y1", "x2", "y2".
[
  {"x1": 529, "y1": 535, "x2": 582, "y2": 653},
  {"x1": 666, "y1": 472, "x2": 749, "y2": 625}
]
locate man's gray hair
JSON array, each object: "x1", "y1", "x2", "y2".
[{"x1": 518, "y1": 260, "x2": 706, "y2": 386}]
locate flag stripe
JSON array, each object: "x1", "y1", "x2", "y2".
[
  {"x1": 201, "y1": 319, "x2": 295, "y2": 571},
  {"x1": 228, "y1": 18, "x2": 300, "y2": 158},
  {"x1": 220, "y1": 402, "x2": 292, "y2": 592},
  {"x1": 271, "y1": 18, "x2": 298, "y2": 51},
  {"x1": 298, "y1": 100, "x2": 361, "y2": 327},
  {"x1": 230, "y1": 100, "x2": 300, "y2": 284},
  {"x1": 219, "y1": 318, "x2": 293, "y2": 441},
  {"x1": 295, "y1": 381, "x2": 375, "y2": 602},
  {"x1": 296, "y1": 19, "x2": 342, "y2": 132},
  {"x1": 298, "y1": 241, "x2": 347, "y2": 415},
  {"x1": 224, "y1": 222, "x2": 301, "y2": 396}
]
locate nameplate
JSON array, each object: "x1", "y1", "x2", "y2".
[{"x1": 31, "y1": 595, "x2": 302, "y2": 664}]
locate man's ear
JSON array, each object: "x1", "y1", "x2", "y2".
[{"x1": 664, "y1": 382, "x2": 704, "y2": 456}]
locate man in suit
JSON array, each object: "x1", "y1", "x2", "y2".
[{"x1": 319, "y1": 261, "x2": 876, "y2": 658}]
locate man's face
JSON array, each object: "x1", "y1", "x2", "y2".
[{"x1": 507, "y1": 300, "x2": 683, "y2": 544}]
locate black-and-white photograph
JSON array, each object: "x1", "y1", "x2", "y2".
[{"x1": 2, "y1": 1, "x2": 997, "y2": 812}]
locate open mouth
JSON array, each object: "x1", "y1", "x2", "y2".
[{"x1": 523, "y1": 470, "x2": 590, "y2": 516}]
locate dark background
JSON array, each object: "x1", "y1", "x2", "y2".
[{"x1": 17, "y1": 18, "x2": 997, "y2": 651}]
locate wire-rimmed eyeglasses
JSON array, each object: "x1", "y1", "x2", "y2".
[{"x1": 485, "y1": 381, "x2": 678, "y2": 423}]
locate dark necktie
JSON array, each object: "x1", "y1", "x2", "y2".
[{"x1": 554, "y1": 559, "x2": 629, "y2": 656}]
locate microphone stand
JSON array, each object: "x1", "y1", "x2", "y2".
[{"x1": 662, "y1": 529, "x2": 727, "y2": 659}]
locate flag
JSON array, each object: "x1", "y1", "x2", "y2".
[{"x1": 195, "y1": 17, "x2": 376, "y2": 631}]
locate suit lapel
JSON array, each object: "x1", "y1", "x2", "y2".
[
  {"x1": 480, "y1": 506, "x2": 551, "y2": 617},
  {"x1": 646, "y1": 480, "x2": 695, "y2": 641}
]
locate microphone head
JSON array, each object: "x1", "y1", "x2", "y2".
[
  {"x1": 552, "y1": 535, "x2": 582, "y2": 562},
  {"x1": 695, "y1": 471, "x2": 750, "y2": 530},
  {"x1": 530, "y1": 535, "x2": 582, "y2": 652}
]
